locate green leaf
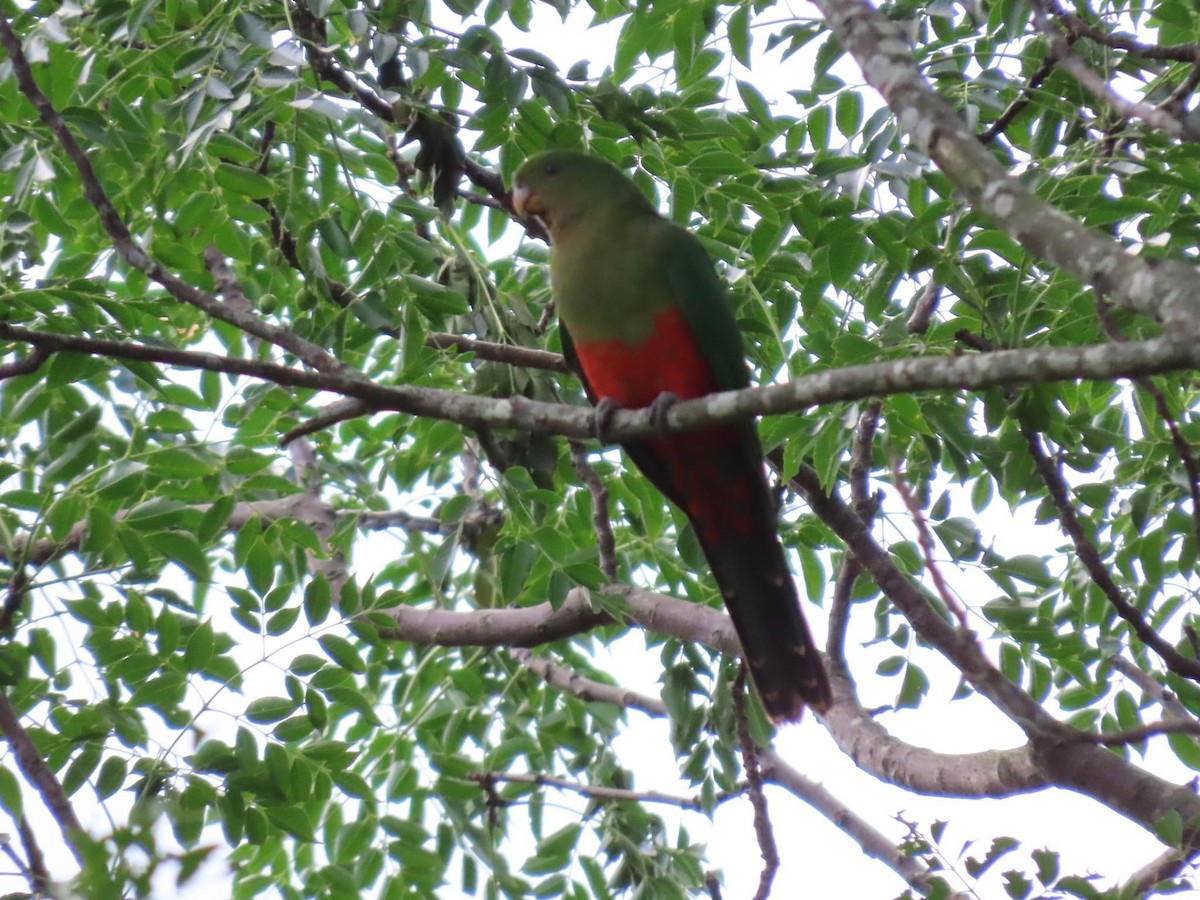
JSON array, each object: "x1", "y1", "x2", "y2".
[
  {"x1": 263, "y1": 805, "x2": 315, "y2": 842},
  {"x1": 304, "y1": 576, "x2": 331, "y2": 626},
  {"x1": 244, "y1": 539, "x2": 276, "y2": 596},
  {"x1": 147, "y1": 531, "x2": 211, "y2": 581},
  {"x1": 213, "y1": 163, "x2": 275, "y2": 199},
  {"x1": 1167, "y1": 732, "x2": 1200, "y2": 771},
  {"x1": 0, "y1": 767, "x2": 23, "y2": 816},
  {"x1": 319, "y1": 635, "x2": 366, "y2": 673},
  {"x1": 1153, "y1": 809, "x2": 1184, "y2": 847},
  {"x1": 835, "y1": 91, "x2": 862, "y2": 137},
  {"x1": 401, "y1": 274, "x2": 470, "y2": 317},
  {"x1": 728, "y1": 6, "x2": 751, "y2": 66},
  {"x1": 62, "y1": 744, "x2": 103, "y2": 797},
  {"x1": 95, "y1": 757, "x2": 128, "y2": 800},
  {"x1": 185, "y1": 620, "x2": 215, "y2": 671},
  {"x1": 235, "y1": 11, "x2": 274, "y2": 49},
  {"x1": 245, "y1": 696, "x2": 301, "y2": 724}
]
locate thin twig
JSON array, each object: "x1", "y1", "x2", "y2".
[
  {"x1": 809, "y1": 0, "x2": 1200, "y2": 333},
  {"x1": 980, "y1": 47, "x2": 1061, "y2": 144},
  {"x1": 1096, "y1": 299, "x2": 1200, "y2": 559},
  {"x1": 0, "y1": 694, "x2": 83, "y2": 864},
  {"x1": 512, "y1": 647, "x2": 972, "y2": 896},
  {"x1": 0, "y1": 12, "x2": 355, "y2": 375},
  {"x1": 15, "y1": 814, "x2": 48, "y2": 893},
  {"x1": 1081, "y1": 719, "x2": 1200, "y2": 746},
  {"x1": 1032, "y1": 7, "x2": 1200, "y2": 140},
  {"x1": 890, "y1": 463, "x2": 968, "y2": 629},
  {"x1": 425, "y1": 333, "x2": 568, "y2": 373},
  {"x1": 733, "y1": 664, "x2": 778, "y2": 900},
  {"x1": 1158, "y1": 61, "x2": 1200, "y2": 119},
  {"x1": 469, "y1": 770, "x2": 741, "y2": 810},
  {"x1": 1041, "y1": 0, "x2": 1200, "y2": 63},
  {"x1": 827, "y1": 401, "x2": 881, "y2": 672},
  {"x1": 1023, "y1": 427, "x2": 1200, "y2": 682},
  {"x1": 568, "y1": 441, "x2": 618, "y2": 582},
  {"x1": 287, "y1": 3, "x2": 515, "y2": 213},
  {"x1": 1108, "y1": 656, "x2": 1194, "y2": 722},
  {"x1": 0, "y1": 347, "x2": 48, "y2": 381},
  {"x1": 0, "y1": 831, "x2": 30, "y2": 890},
  {"x1": 785, "y1": 462, "x2": 1052, "y2": 729}
]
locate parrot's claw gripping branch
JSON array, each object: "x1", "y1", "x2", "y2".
[
  {"x1": 647, "y1": 391, "x2": 680, "y2": 436},
  {"x1": 592, "y1": 397, "x2": 621, "y2": 445},
  {"x1": 593, "y1": 392, "x2": 680, "y2": 446}
]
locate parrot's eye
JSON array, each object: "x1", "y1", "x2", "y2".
[{"x1": 543, "y1": 162, "x2": 560, "y2": 176}]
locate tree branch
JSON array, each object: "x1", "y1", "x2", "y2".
[
  {"x1": 420, "y1": 590, "x2": 1047, "y2": 799},
  {"x1": 568, "y1": 442, "x2": 618, "y2": 582},
  {"x1": 379, "y1": 587, "x2": 610, "y2": 647},
  {"x1": 7, "y1": 322, "x2": 1200, "y2": 447},
  {"x1": 0, "y1": 694, "x2": 84, "y2": 865},
  {"x1": 1121, "y1": 846, "x2": 1200, "y2": 897},
  {"x1": 0, "y1": 13, "x2": 362, "y2": 376},
  {"x1": 1031, "y1": 7, "x2": 1200, "y2": 141},
  {"x1": 1040, "y1": 0, "x2": 1200, "y2": 63},
  {"x1": 469, "y1": 769, "x2": 735, "y2": 811},
  {"x1": 1109, "y1": 656, "x2": 1195, "y2": 723},
  {"x1": 733, "y1": 665, "x2": 778, "y2": 900},
  {"x1": 786, "y1": 463, "x2": 1200, "y2": 846},
  {"x1": 979, "y1": 45, "x2": 1060, "y2": 145},
  {"x1": 512, "y1": 646, "x2": 959, "y2": 897},
  {"x1": 1083, "y1": 719, "x2": 1200, "y2": 747},
  {"x1": 810, "y1": 0, "x2": 1200, "y2": 332},
  {"x1": 1022, "y1": 425, "x2": 1200, "y2": 682},
  {"x1": 0, "y1": 347, "x2": 48, "y2": 381},
  {"x1": 827, "y1": 400, "x2": 880, "y2": 676},
  {"x1": 890, "y1": 461, "x2": 967, "y2": 629},
  {"x1": 15, "y1": 813, "x2": 48, "y2": 894}
]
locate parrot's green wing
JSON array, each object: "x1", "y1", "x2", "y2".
[{"x1": 660, "y1": 226, "x2": 751, "y2": 394}]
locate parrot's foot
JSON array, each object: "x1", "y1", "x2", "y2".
[
  {"x1": 648, "y1": 391, "x2": 679, "y2": 436},
  {"x1": 593, "y1": 397, "x2": 621, "y2": 444},
  {"x1": 593, "y1": 392, "x2": 678, "y2": 443}
]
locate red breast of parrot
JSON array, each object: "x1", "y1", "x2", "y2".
[{"x1": 512, "y1": 150, "x2": 832, "y2": 721}]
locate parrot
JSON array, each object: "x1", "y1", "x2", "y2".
[{"x1": 511, "y1": 150, "x2": 832, "y2": 721}]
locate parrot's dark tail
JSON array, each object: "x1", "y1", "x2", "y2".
[
  {"x1": 699, "y1": 526, "x2": 833, "y2": 722},
  {"x1": 619, "y1": 430, "x2": 832, "y2": 721}
]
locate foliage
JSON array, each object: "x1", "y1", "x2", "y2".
[{"x1": 1, "y1": 0, "x2": 1200, "y2": 896}]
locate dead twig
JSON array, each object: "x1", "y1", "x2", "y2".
[{"x1": 733, "y1": 664, "x2": 778, "y2": 900}]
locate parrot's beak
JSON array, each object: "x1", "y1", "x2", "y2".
[
  {"x1": 511, "y1": 182, "x2": 539, "y2": 220},
  {"x1": 511, "y1": 182, "x2": 527, "y2": 216}
]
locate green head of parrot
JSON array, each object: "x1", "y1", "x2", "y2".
[{"x1": 511, "y1": 150, "x2": 651, "y2": 239}]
